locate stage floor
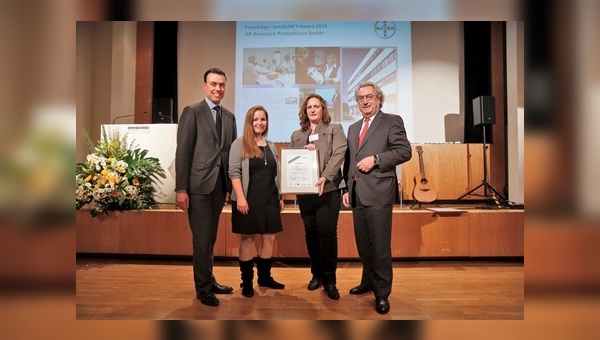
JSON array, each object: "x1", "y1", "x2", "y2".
[{"x1": 76, "y1": 258, "x2": 523, "y2": 320}]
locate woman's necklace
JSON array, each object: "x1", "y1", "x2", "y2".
[{"x1": 257, "y1": 139, "x2": 268, "y2": 166}]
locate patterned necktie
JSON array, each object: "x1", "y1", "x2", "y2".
[
  {"x1": 214, "y1": 106, "x2": 222, "y2": 143},
  {"x1": 358, "y1": 117, "x2": 370, "y2": 146}
]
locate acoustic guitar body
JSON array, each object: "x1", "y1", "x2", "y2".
[
  {"x1": 412, "y1": 173, "x2": 437, "y2": 203},
  {"x1": 412, "y1": 145, "x2": 438, "y2": 204}
]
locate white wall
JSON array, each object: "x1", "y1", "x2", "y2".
[
  {"x1": 76, "y1": 22, "x2": 113, "y2": 162},
  {"x1": 110, "y1": 22, "x2": 138, "y2": 124},
  {"x1": 76, "y1": 22, "x2": 93, "y2": 163},
  {"x1": 177, "y1": 22, "x2": 237, "y2": 115},
  {"x1": 577, "y1": 2, "x2": 600, "y2": 215},
  {"x1": 76, "y1": 22, "x2": 138, "y2": 162},
  {"x1": 506, "y1": 21, "x2": 524, "y2": 204},
  {"x1": 411, "y1": 22, "x2": 463, "y2": 143}
]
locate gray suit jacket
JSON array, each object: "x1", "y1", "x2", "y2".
[
  {"x1": 344, "y1": 111, "x2": 411, "y2": 206},
  {"x1": 175, "y1": 99, "x2": 237, "y2": 194},
  {"x1": 289, "y1": 122, "x2": 347, "y2": 194}
]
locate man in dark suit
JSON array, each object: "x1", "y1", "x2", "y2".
[
  {"x1": 175, "y1": 68, "x2": 237, "y2": 307},
  {"x1": 342, "y1": 82, "x2": 412, "y2": 314}
]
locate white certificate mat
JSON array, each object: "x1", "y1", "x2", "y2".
[{"x1": 280, "y1": 148, "x2": 320, "y2": 194}]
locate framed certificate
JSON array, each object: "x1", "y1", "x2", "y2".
[{"x1": 280, "y1": 148, "x2": 320, "y2": 194}]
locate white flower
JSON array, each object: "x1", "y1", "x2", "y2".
[{"x1": 76, "y1": 128, "x2": 164, "y2": 216}]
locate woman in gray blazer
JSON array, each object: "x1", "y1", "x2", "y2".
[
  {"x1": 289, "y1": 94, "x2": 348, "y2": 300},
  {"x1": 229, "y1": 105, "x2": 285, "y2": 298}
]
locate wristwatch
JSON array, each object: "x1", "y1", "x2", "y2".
[{"x1": 374, "y1": 154, "x2": 380, "y2": 166}]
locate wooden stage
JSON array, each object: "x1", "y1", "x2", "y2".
[
  {"x1": 76, "y1": 196, "x2": 523, "y2": 319},
  {"x1": 76, "y1": 204, "x2": 523, "y2": 259},
  {"x1": 76, "y1": 258, "x2": 523, "y2": 320}
]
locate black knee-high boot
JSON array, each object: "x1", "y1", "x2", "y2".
[
  {"x1": 238, "y1": 259, "x2": 254, "y2": 297},
  {"x1": 256, "y1": 257, "x2": 285, "y2": 289}
]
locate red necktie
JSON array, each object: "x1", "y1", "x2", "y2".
[
  {"x1": 354, "y1": 118, "x2": 370, "y2": 181},
  {"x1": 358, "y1": 117, "x2": 370, "y2": 146}
]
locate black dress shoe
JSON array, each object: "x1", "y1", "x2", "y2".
[
  {"x1": 307, "y1": 278, "x2": 322, "y2": 291},
  {"x1": 196, "y1": 291, "x2": 220, "y2": 307},
  {"x1": 324, "y1": 284, "x2": 340, "y2": 300},
  {"x1": 375, "y1": 297, "x2": 390, "y2": 314},
  {"x1": 349, "y1": 284, "x2": 372, "y2": 295},
  {"x1": 211, "y1": 282, "x2": 233, "y2": 294}
]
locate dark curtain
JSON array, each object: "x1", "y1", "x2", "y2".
[
  {"x1": 153, "y1": 21, "x2": 179, "y2": 123},
  {"x1": 463, "y1": 21, "x2": 493, "y2": 143}
]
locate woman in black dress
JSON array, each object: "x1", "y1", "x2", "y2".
[{"x1": 228, "y1": 105, "x2": 285, "y2": 298}]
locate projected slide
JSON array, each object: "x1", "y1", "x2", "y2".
[{"x1": 236, "y1": 21, "x2": 413, "y2": 142}]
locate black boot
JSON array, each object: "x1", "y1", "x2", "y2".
[
  {"x1": 238, "y1": 259, "x2": 254, "y2": 298},
  {"x1": 256, "y1": 257, "x2": 285, "y2": 289}
]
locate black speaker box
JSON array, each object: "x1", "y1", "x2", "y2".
[
  {"x1": 472, "y1": 96, "x2": 496, "y2": 126},
  {"x1": 153, "y1": 98, "x2": 173, "y2": 123}
]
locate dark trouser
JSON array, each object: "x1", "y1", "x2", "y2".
[
  {"x1": 187, "y1": 171, "x2": 226, "y2": 294},
  {"x1": 297, "y1": 190, "x2": 341, "y2": 285},
  {"x1": 352, "y1": 188, "x2": 393, "y2": 298}
]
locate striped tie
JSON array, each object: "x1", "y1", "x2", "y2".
[{"x1": 214, "y1": 106, "x2": 222, "y2": 143}]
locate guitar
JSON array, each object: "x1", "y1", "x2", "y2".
[{"x1": 412, "y1": 146, "x2": 438, "y2": 203}]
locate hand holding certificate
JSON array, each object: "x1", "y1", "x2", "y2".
[{"x1": 280, "y1": 148, "x2": 320, "y2": 194}]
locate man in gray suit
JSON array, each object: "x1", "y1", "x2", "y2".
[
  {"x1": 342, "y1": 82, "x2": 412, "y2": 314},
  {"x1": 175, "y1": 68, "x2": 237, "y2": 307}
]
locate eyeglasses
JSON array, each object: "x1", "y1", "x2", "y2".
[{"x1": 357, "y1": 94, "x2": 376, "y2": 102}]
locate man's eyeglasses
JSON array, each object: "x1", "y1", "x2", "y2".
[{"x1": 357, "y1": 94, "x2": 376, "y2": 102}]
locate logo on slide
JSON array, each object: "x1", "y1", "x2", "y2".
[{"x1": 374, "y1": 21, "x2": 396, "y2": 39}]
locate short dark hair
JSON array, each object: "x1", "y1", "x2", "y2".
[{"x1": 203, "y1": 68, "x2": 227, "y2": 82}]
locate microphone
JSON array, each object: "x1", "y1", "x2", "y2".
[
  {"x1": 112, "y1": 111, "x2": 148, "y2": 124},
  {"x1": 157, "y1": 111, "x2": 173, "y2": 123}
]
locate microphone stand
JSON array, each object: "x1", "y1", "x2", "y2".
[
  {"x1": 456, "y1": 124, "x2": 506, "y2": 204},
  {"x1": 112, "y1": 111, "x2": 148, "y2": 124}
]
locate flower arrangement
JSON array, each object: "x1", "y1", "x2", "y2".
[{"x1": 76, "y1": 128, "x2": 165, "y2": 217}]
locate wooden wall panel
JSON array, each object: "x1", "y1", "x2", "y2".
[
  {"x1": 469, "y1": 210, "x2": 524, "y2": 256},
  {"x1": 77, "y1": 210, "x2": 191, "y2": 255},
  {"x1": 273, "y1": 212, "x2": 310, "y2": 257},
  {"x1": 490, "y1": 21, "x2": 507, "y2": 194},
  {"x1": 76, "y1": 208, "x2": 522, "y2": 258},
  {"x1": 134, "y1": 22, "x2": 154, "y2": 124},
  {"x1": 222, "y1": 214, "x2": 239, "y2": 258},
  {"x1": 401, "y1": 144, "x2": 489, "y2": 200},
  {"x1": 222, "y1": 210, "x2": 310, "y2": 258},
  {"x1": 392, "y1": 211, "x2": 470, "y2": 257},
  {"x1": 213, "y1": 211, "x2": 228, "y2": 257},
  {"x1": 337, "y1": 212, "x2": 359, "y2": 258}
]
